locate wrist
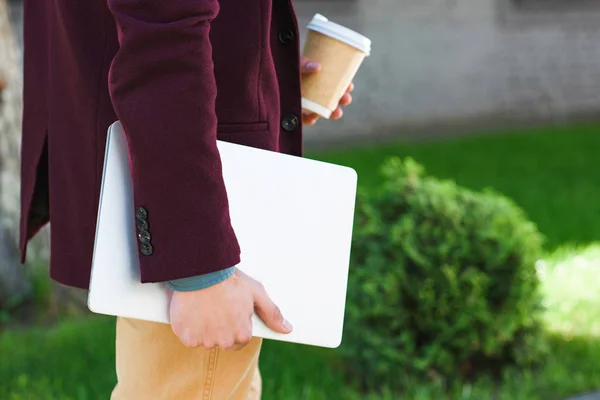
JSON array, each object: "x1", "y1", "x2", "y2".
[{"x1": 167, "y1": 266, "x2": 236, "y2": 292}]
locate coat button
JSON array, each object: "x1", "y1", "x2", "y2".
[
  {"x1": 138, "y1": 230, "x2": 152, "y2": 244},
  {"x1": 281, "y1": 114, "x2": 299, "y2": 132},
  {"x1": 140, "y1": 242, "x2": 154, "y2": 256},
  {"x1": 136, "y1": 207, "x2": 148, "y2": 220},
  {"x1": 137, "y1": 219, "x2": 149, "y2": 231},
  {"x1": 278, "y1": 28, "x2": 295, "y2": 45}
]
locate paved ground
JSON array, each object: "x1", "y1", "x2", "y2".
[{"x1": 568, "y1": 393, "x2": 600, "y2": 400}]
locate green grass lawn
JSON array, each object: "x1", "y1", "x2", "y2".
[
  {"x1": 313, "y1": 123, "x2": 600, "y2": 250},
  {"x1": 2, "y1": 123, "x2": 600, "y2": 399}
]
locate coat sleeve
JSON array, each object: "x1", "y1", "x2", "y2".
[{"x1": 106, "y1": 0, "x2": 240, "y2": 282}]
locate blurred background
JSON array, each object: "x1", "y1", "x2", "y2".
[{"x1": 2, "y1": 0, "x2": 600, "y2": 399}]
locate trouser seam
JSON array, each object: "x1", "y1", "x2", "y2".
[{"x1": 203, "y1": 347, "x2": 220, "y2": 400}]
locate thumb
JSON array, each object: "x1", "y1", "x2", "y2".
[
  {"x1": 300, "y1": 56, "x2": 321, "y2": 74},
  {"x1": 253, "y1": 284, "x2": 293, "y2": 334}
]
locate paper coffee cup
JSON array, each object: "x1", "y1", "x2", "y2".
[{"x1": 301, "y1": 14, "x2": 371, "y2": 119}]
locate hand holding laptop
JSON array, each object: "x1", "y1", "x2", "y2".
[
  {"x1": 171, "y1": 269, "x2": 292, "y2": 350},
  {"x1": 88, "y1": 121, "x2": 356, "y2": 349},
  {"x1": 169, "y1": 54, "x2": 352, "y2": 351}
]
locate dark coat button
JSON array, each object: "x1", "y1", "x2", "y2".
[
  {"x1": 140, "y1": 242, "x2": 153, "y2": 256},
  {"x1": 281, "y1": 114, "x2": 299, "y2": 132},
  {"x1": 138, "y1": 230, "x2": 151, "y2": 244},
  {"x1": 136, "y1": 207, "x2": 148, "y2": 220},
  {"x1": 278, "y1": 28, "x2": 295, "y2": 45},
  {"x1": 137, "y1": 219, "x2": 149, "y2": 231}
]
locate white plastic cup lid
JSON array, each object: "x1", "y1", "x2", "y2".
[{"x1": 307, "y1": 14, "x2": 371, "y2": 56}]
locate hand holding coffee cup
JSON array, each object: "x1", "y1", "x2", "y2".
[
  {"x1": 301, "y1": 14, "x2": 371, "y2": 123},
  {"x1": 301, "y1": 56, "x2": 354, "y2": 126}
]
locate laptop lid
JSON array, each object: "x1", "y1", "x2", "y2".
[{"x1": 88, "y1": 121, "x2": 357, "y2": 348}]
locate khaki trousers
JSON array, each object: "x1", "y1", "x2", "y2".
[{"x1": 110, "y1": 318, "x2": 262, "y2": 400}]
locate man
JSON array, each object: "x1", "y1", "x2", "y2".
[{"x1": 20, "y1": 0, "x2": 352, "y2": 398}]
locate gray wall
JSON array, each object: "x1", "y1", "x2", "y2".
[{"x1": 294, "y1": 0, "x2": 600, "y2": 146}]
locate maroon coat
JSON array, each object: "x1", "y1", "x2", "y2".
[{"x1": 20, "y1": 0, "x2": 303, "y2": 289}]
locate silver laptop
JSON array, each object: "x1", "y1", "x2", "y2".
[{"x1": 88, "y1": 121, "x2": 357, "y2": 348}]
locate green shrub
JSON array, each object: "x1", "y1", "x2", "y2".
[{"x1": 342, "y1": 157, "x2": 546, "y2": 390}]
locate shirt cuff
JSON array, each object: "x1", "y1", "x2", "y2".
[{"x1": 166, "y1": 266, "x2": 236, "y2": 292}]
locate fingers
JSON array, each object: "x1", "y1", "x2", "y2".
[
  {"x1": 230, "y1": 313, "x2": 254, "y2": 350},
  {"x1": 219, "y1": 325, "x2": 253, "y2": 351},
  {"x1": 252, "y1": 282, "x2": 293, "y2": 334},
  {"x1": 230, "y1": 331, "x2": 253, "y2": 351},
  {"x1": 175, "y1": 328, "x2": 202, "y2": 349},
  {"x1": 302, "y1": 112, "x2": 319, "y2": 126},
  {"x1": 303, "y1": 87, "x2": 352, "y2": 126},
  {"x1": 331, "y1": 107, "x2": 343, "y2": 120},
  {"x1": 339, "y1": 92, "x2": 352, "y2": 106},
  {"x1": 175, "y1": 322, "x2": 254, "y2": 351},
  {"x1": 171, "y1": 270, "x2": 257, "y2": 351},
  {"x1": 172, "y1": 270, "x2": 291, "y2": 354},
  {"x1": 304, "y1": 107, "x2": 344, "y2": 124},
  {"x1": 300, "y1": 56, "x2": 321, "y2": 74}
]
